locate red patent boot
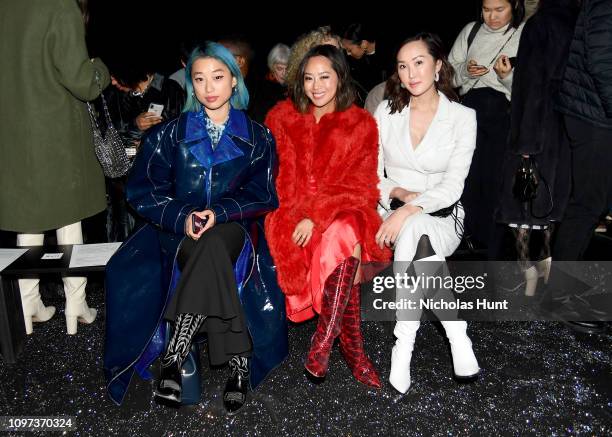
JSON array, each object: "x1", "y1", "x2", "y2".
[
  {"x1": 339, "y1": 284, "x2": 382, "y2": 388},
  {"x1": 304, "y1": 256, "x2": 360, "y2": 381}
]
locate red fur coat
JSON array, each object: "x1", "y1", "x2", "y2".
[{"x1": 265, "y1": 99, "x2": 390, "y2": 320}]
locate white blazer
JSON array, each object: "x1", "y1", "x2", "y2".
[{"x1": 374, "y1": 92, "x2": 477, "y2": 215}]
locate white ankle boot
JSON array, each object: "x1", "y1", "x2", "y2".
[
  {"x1": 64, "y1": 276, "x2": 96, "y2": 335},
  {"x1": 389, "y1": 321, "x2": 420, "y2": 393},
  {"x1": 19, "y1": 279, "x2": 56, "y2": 335},
  {"x1": 440, "y1": 321, "x2": 479, "y2": 379},
  {"x1": 537, "y1": 257, "x2": 552, "y2": 284},
  {"x1": 524, "y1": 265, "x2": 539, "y2": 297}
]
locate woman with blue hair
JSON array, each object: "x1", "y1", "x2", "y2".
[{"x1": 103, "y1": 42, "x2": 287, "y2": 414}]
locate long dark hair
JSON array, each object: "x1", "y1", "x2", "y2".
[
  {"x1": 291, "y1": 44, "x2": 356, "y2": 114},
  {"x1": 385, "y1": 32, "x2": 458, "y2": 114},
  {"x1": 76, "y1": 0, "x2": 89, "y2": 25},
  {"x1": 479, "y1": 0, "x2": 525, "y2": 30}
]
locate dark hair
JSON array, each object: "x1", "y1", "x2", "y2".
[
  {"x1": 217, "y1": 36, "x2": 255, "y2": 63},
  {"x1": 479, "y1": 0, "x2": 525, "y2": 30},
  {"x1": 104, "y1": 55, "x2": 154, "y2": 89},
  {"x1": 341, "y1": 22, "x2": 377, "y2": 44},
  {"x1": 75, "y1": 0, "x2": 89, "y2": 24},
  {"x1": 385, "y1": 32, "x2": 458, "y2": 114},
  {"x1": 291, "y1": 44, "x2": 356, "y2": 114}
]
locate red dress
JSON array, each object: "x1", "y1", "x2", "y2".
[{"x1": 265, "y1": 100, "x2": 390, "y2": 322}]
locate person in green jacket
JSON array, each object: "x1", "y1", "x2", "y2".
[{"x1": 0, "y1": 0, "x2": 110, "y2": 335}]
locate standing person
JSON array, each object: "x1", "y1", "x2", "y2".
[
  {"x1": 265, "y1": 45, "x2": 389, "y2": 387},
  {"x1": 496, "y1": 0, "x2": 580, "y2": 296},
  {"x1": 0, "y1": 0, "x2": 109, "y2": 334},
  {"x1": 104, "y1": 42, "x2": 287, "y2": 413},
  {"x1": 552, "y1": 0, "x2": 612, "y2": 333},
  {"x1": 449, "y1": 0, "x2": 525, "y2": 257},
  {"x1": 341, "y1": 23, "x2": 390, "y2": 106},
  {"x1": 375, "y1": 33, "x2": 479, "y2": 394}
]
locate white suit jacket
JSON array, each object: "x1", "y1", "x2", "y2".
[{"x1": 374, "y1": 92, "x2": 477, "y2": 214}]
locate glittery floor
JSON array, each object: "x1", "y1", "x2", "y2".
[{"x1": 1, "y1": 275, "x2": 610, "y2": 437}]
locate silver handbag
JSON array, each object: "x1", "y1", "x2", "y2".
[{"x1": 86, "y1": 73, "x2": 132, "y2": 178}]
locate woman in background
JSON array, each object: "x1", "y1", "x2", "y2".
[
  {"x1": 449, "y1": 0, "x2": 525, "y2": 258},
  {"x1": 249, "y1": 43, "x2": 290, "y2": 123}
]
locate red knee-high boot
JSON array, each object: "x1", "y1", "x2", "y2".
[
  {"x1": 304, "y1": 256, "x2": 360, "y2": 379},
  {"x1": 339, "y1": 284, "x2": 382, "y2": 388}
]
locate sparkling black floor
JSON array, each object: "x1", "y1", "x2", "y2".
[
  {"x1": 2, "y1": 232, "x2": 612, "y2": 436},
  {"x1": 1, "y1": 279, "x2": 610, "y2": 436}
]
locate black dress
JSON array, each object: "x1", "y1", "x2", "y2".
[{"x1": 165, "y1": 223, "x2": 251, "y2": 365}]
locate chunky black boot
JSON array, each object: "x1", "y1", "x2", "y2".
[
  {"x1": 223, "y1": 356, "x2": 249, "y2": 415},
  {"x1": 154, "y1": 313, "x2": 205, "y2": 406},
  {"x1": 155, "y1": 360, "x2": 183, "y2": 406}
]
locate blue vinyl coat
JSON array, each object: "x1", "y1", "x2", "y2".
[{"x1": 103, "y1": 107, "x2": 288, "y2": 405}]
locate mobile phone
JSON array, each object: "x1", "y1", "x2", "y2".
[
  {"x1": 191, "y1": 214, "x2": 209, "y2": 234},
  {"x1": 148, "y1": 103, "x2": 164, "y2": 117},
  {"x1": 508, "y1": 57, "x2": 517, "y2": 68}
]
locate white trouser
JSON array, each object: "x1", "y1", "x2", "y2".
[{"x1": 17, "y1": 222, "x2": 87, "y2": 307}]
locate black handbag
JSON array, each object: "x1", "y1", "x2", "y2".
[
  {"x1": 512, "y1": 156, "x2": 553, "y2": 219},
  {"x1": 512, "y1": 156, "x2": 538, "y2": 203}
]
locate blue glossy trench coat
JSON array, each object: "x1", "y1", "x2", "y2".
[{"x1": 103, "y1": 107, "x2": 288, "y2": 405}]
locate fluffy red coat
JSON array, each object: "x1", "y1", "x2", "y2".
[{"x1": 265, "y1": 100, "x2": 390, "y2": 314}]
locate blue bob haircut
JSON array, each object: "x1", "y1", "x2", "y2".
[{"x1": 183, "y1": 41, "x2": 249, "y2": 112}]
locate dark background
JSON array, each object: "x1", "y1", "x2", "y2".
[{"x1": 87, "y1": 0, "x2": 482, "y2": 79}]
